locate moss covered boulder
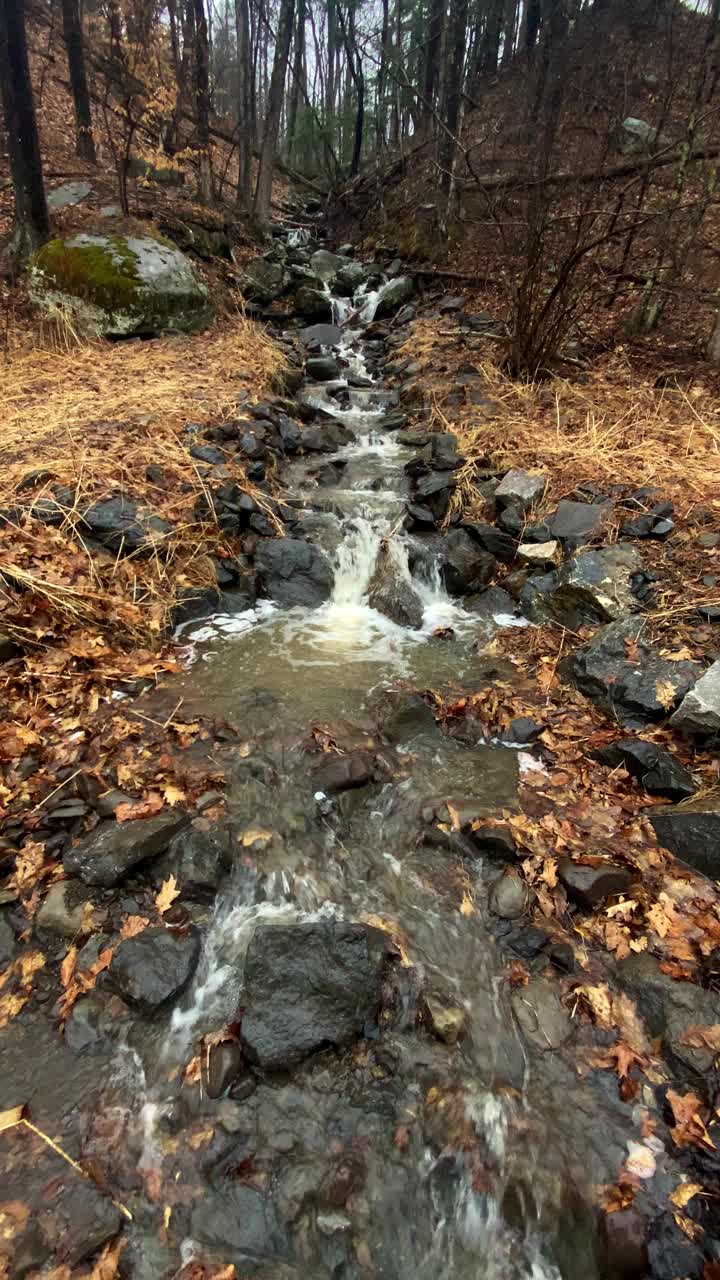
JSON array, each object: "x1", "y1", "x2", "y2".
[{"x1": 29, "y1": 233, "x2": 214, "y2": 338}]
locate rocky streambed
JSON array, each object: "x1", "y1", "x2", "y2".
[{"x1": 1, "y1": 217, "x2": 720, "y2": 1279}]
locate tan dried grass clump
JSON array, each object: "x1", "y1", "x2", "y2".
[{"x1": 0, "y1": 319, "x2": 287, "y2": 643}]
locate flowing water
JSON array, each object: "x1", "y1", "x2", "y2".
[{"x1": 62, "y1": 237, "x2": 653, "y2": 1277}]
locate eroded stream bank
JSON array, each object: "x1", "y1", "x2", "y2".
[{"x1": 1, "y1": 217, "x2": 720, "y2": 1280}]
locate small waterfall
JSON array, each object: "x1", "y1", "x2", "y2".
[
  {"x1": 332, "y1": 515, "x2": 385, "y2": 606},
  {"x1": 332, "y1": 295, "x2": 354, "y2": 326},
  {"x1": 287, "y1": 227, "x2": 310, "y2": 247}
]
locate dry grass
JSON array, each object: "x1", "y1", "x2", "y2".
[
  {"x1": 0, "y1": 319, "x2": 287, "y2": 643},
  {"x1": 401, "y1": 319, "x2": 720, "y2": 522}
]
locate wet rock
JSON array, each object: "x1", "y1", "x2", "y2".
[
  {"x1": 295, "y1": 285, "x2": 333, "y2": 319},
  {"x1": 310, "y1": 249, "x2": 346, "y2": 284},
  {"x1": 600, "y1": 1206, "x2": 648, "y2": 1279},
  {"x1": 118, "y1": 1229, "x2": 176, "y2": 1280},
  {"x1": 36, "y1": 880, "x2": 90, "y2": 936},
  {"x1": 558, "y1": 858, "x2": 633, "y2": 909},
  {"x1": 670, "y1": 661, "x2": 720, "y2": 736},
  {"x1": 532, "y1": 545, "x2": 642, "y2": 629},
  {"x1": 109, "y1": 925, "x2": 200, "y2": 1012},
  {"x1": 489, "y1": 867, "x2": 529, "y2": 919},
  {"x1": 154, "y1": 823, "x2": 232, "y2": 901},
  {"x1": 421, "y1": 990, "x2": 467, "y2": 1044},
  {"x1": 506, "y1": 717, "x2": 544, "y2": 744},
  {"x1": 190, "y1": 1184, "x2": 289, "y2": 1270},
  {"x1": 205, "y1": 1040, "x2": 243, "y2": 1098},
  {"x1": 439, "y1": 529, "x2": 496, "y2": 595},
  {"x1": 615, "y1": 950, "x2": 720, "y2": 1077},
  {"x1": 56, "y1": 1180, "x2": 124, "y2": 1267},
  {"x1": 171, "y1": 581, "x2": 255, "y2": 627},
  {"x1": 82, "y1": 495, "x2": 172, "y2": 555},
  {"x1": 464, "y1": 586, "x2": 518, "y2": 620},
  {"x1": 469, "y1": 823, "x2": 518, "y2": 861},
  {"x1": 549, "y1": 499, "x2": 612, "y2": 551},
  {"x1": 241, "y1": 256, "x2": 287, "y2": 303},
  {"x1": 368, "y1": 543, "x2": 424, "y2": 629},
  {"x1": 498, "y1": 504, "x2": 526, "y2": 537},
  {"x1": 255, "y1": 537, "x2": 334, "y2": 608},
  {"x1": 306, "y1": 354, "x2": 340, "y2": 381},
  {"x1": 593, "y1": 739, "x2": 695, "y2": 800},
  {"x1": 563, "y1": 618, "x2": 701, "y2": 728},
  {"x1": 381, "y1": 691, "x2": 438, "y2": 743},
  {"x1": 299, "y1": 322, "x2": 342, "y2": 346},
  {"x1": 0, "y1": 914, "x2": 15, "y2": 965},
  {"x1": 517, "y1": 540, "x2": 559, "y2": 571},
  {"x1": 504, "y1": 924, "x2": 549, "y2": 959},
  {"x1": 421, "y1": 432, "x2": 462, "y2": 471},
  {"x1": 650, "y1": 792, "x2": 720, "y2": 879},
  {"x1": 646, "y1": 1211, "x2": 704, "y2": 1280},
  {"x1": 64, "y1": 992, "x2": 109, "y2": 1055},
  {"x1": 548, "y1": 940, "x2": 576, "y2": 973},
  {"x1": 313, "y1": 752, "x2": 373, "y2": 793},
  {"x1": 240, "y1": 921, "x2": 391, "y2": 1069},
  {"x1": 335, "y1": 261, "x2": 367, "y2": 294},
  {"x1": 495, "y1": 468, "x2": 546, "y2": 513},
  {"x1": 64, "y1": 811, "x2": 190, "y2": 886},
  {"x1": 511, "y1": 977, "x2": 574, "y2": 1050},
  {"x1": 461, "y1": 521, "x2": 517, "y2": 563},
  {"x1": 411, "y1": 470, "x2": 454, "y2": 523},
  {"x1": 374, "y1": 276, "x2": 415, "y2": 316}
]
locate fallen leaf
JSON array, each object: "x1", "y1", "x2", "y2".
[
  {"x1": 120, "y1": 915, "x2": 151, "y2": 939},
  {"x1": 60, "y1": 945, "x2": 78, "y2": 989},
  {"x1": 655, "y1": 680, "x2": 678, "y2": 711},
  {"x1": 459, "y1": 891, "x2": 474, "y2": 916},
  {"x1": 670, "y1": 1181, "x2": 704, "y2": 1208},
  {"x1": 241, "y1": 827, "x2": 273, "y2": 846},
  {"x1": 680, "y1": 1025, "x2": 720, "y2": 1052},
  {"x1": 667, "y1": 1088, "x2": 714, "y2": 1149},
  {"x1": 115, "y1": 792, "x2": 164, "y2": 823},
  {"x1": 625, "y1": 1140, "x2": 656, "y2": 1179},
  {"x1": 163, "y1": 783, "x2": 186, "y2": 807},
  {"x1": 89, "y1": 1237, "x2": 126, "y2": 1279},
  {"x1": 0, "y1": 1106, "x2": 24, "y2": 1132},
  {"x1": 156, "y1": 876, "x2": 180, "y2": 915}
]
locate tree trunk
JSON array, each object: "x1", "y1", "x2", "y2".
[
  {"x1": 253, "y1": 0, "x2": 295, "y2": 225},
  {"x1": 167, "y1": 0, "x2": 181, "y2": 81},
  {"x1": 61, "y1": 0, "x2": 96, "y2": 163},
  {"x1": 502, "y1": 0, "x2": 518, "y2": 65},
  {"x1": 235, "y1": 0, "x2": 252, "y2": 206},
  {"x1": 0, "y1": 0, "x2": 50, "y2": 263},
  {"x1": 193, "y1": 0, "x2": 212, "y2": 201},
  {"x1": 480, "y1": 0, "x2": 504, "y2": 73},
  {"x1": 377, "y1": 0, "x2": 389, "y2": 149},
  {"x1": 422, "y1": 0, "x2": 444, "y2": 130},
  {"x1": 438, "y1": 0, "x2": 468, "y2": 198},
  {"x1": 707, "y1": 305, "x2": 720, "y2": 366},
  {"x1": 286, "y1": 0, "x2": 306, "y2": 162}
]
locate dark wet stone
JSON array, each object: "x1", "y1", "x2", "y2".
[
  {"x1": 615, "y1": 951, "x2": 720, "y2": 1077},
  {"x1": 64, "y1": 812, "x2": 190, "y2": 887},
  {"x1": 558, "y1": 858, "x2": 633, "y2": 909},
  {"x1": 153, "y1": 824, "x2": 232, "y2": 901},
  {"x1": 489, "y1": 867, "x2": 529, "y2": 919},
  {"x1": 548, "y1": 940, "x2": 576, "y2": 973},
  {"x1": 171, "y1": 580, "x2": 255, "y2": 627},
  {"x1": 64, "y1": 993, "x2": 109, "y2": 1056},
  {"x1": 118, "y1": 1229, "x2": 176, "y2": 1280},
  {"x1": 313, "y1": 752, "x2": 373, "y2": 793},
  {"x1": 592, "y1": 739, "x2": 695, "y2": 800},
  {"x1": 549, "y1": 499, "x2": 611, "y2": 550},
  {"x1": 527, "y1": 546, "x2": 641, "y2": 629},
  {"x1": 647, "y1": 1211, "x2": 704, "y2": 1279},
  {"x1": 190, "y1": 443, "x2": 225, "y2": 465},
  {"x1": 498, "y1": 504, "x2": 525, "y2": 537},
  {"x1": 622, "y1": 513, "x2": 674, "y2": 539},
  {"x1": 511, "y1": 977, "x2": 574, "y2": 1050},
  {"x1": 506, "y1": 716, "x2": 544, "y2": 744},
  {"x1": 469, "y1": 823, "x2": 518, "y2": 861},
  {"x1": 109, "y1": 925, "x2": 200, "y2": 1011},
  {"x1": 240, "y1": 921, "x2": 391, "y2": 1070},
  {"x1": 255, "y1": 537, "x2": 334, "y2": 608},
  {"x1": 421, "y1": 990, "x2": 467, "y2": 1044},
  {"x1": 495, "y1": 468, "x2": 546, "y2": 512},
  {"x1": 381, "y1": 692, "x2": 438, "y2": 744},
  {"x1": 562, "y1": 619, "x2": 701, "y2": 728},
  {"x1": 368, "y1": 542, "x2": 423, "y2": 629},
  {"x1": 464, "y1": 586, "x2": 518, "y2": 620},
  {"x1": 522, "y1": 519, "x2": 554, "y2": 544},
  {"x1": 299, "y1": 322, "x2": 342, "y2": 347},
  {"x1": 0, "y1": 914, "x2": 15, "y2": 965},
  {"x1": 306, "y1": 354, "x2": 340, "y2": 381},
  {"x1": 56, "y1": 1181, "x2": 124, "y2": 1268},
  {"x1": 421, "y1": 432, "x2": 462, "y2": 471},
  {"x1": 295, "y1": 285, "x2": 333, "y2": 320},
  {"x1": 190, "y1": 1184, "x2": 289, "y2": 1271},
  {"x1": 600, "y1": 1206, "x2": 648, "y2": 1279},
  {"x1": 206, "y1": 1040, "x2": 243, "y2": 1098},
  {"x1": 461, "y1": 521, "x2": 517, "y2": 563},
  {"x1": 650, "y1": 793, "x2": 720, "y2": 880},
  {"x1": 81, "y1": 495, "x2": 172, "y2": 554},
  {"x1": 504, "y1": 924, "x2": 549, "y2": 959},
  {"x1": 96, "y1": 788, "x2": 132, "y2": 818},
  {"x1": 670, "y1": 661, "x2": 720, "y2": 736},
  {"x1": 439, "y1": 529, "x2": 496, "y2": 596},
  {"x1": 36, "y1": 880, "x2": 90, "y2": 935}
]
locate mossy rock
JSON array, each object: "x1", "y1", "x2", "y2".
[{"x1": 29, "y1": 233, "x2": 214, "y2": 337}]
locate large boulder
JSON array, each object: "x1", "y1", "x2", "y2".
[
  {"x1": 562, "y1": 619, "x2": 700, "y2": 728},
  {"x1": 240, "y1": 921, "x2": 391, "y2": 1069},
  {"x1": 241, "y1": 256, "x2": 287, "y2": 304},
  {"x1": 438, "y1": 528, "x2": 496, "y2": 595},
  {"x1": 29, "y1": 233, "x2": 214, "y2": 337},
  {"x1": 309, "y1": 249, "x2": 347, "y2": 285},
  {"x1": 615, "y1": 951, "x2": 720, "y2": 1078},
  {"x1": 190, "y1": 1185, "x2": 289, "y2": 1271},
  {"x1": 592, "y1": 739, "x2": 695, "y2": 801},
  {"x1": 294, "y1": 285, "x2": 333, "y2": 320},
  {"x1": 650, "y1": 790, "x2": 720, "y2": 880},
  {"x1": 367, "y1": 543, "x2": 424, "y2": 628},
  {"x1": 524, "y1": 545, "x2": 641, "y2": 629},
  {"x1": 109, "y1": 925, "x2": 200, "y2": 1012},
  {"x1": 613, "y1": 117, "x2": 664, "y2": 155},
  {"x1": 670, "y1": 661, "x2": 720, "y2": 736},
  {"x1": 255, "y1": 537, "x2": 334, "y2": 607},
  {"x1": 64, "y1": 812, "x2": 190, "y2": 886},
  {"x1": 81, "y1": 495, "x2": 172, "y2": 555},
  {"x1": 374, "y1": 276, "x2": 415, "y2": 317}
]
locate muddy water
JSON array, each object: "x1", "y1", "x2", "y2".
[{"x1": 29, "y1": 241, "x2": 653, "y2": 1279}]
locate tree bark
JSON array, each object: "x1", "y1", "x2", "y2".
[
  {"x1": 422, "y1": 0, "x2": 445, "y2": 130},
  {"x1": 286, "y1": 0, "x2": 306, "y2": 163},
  {"x1": 235, "y1": 0, "x2": 252, "y2": 206},
  {"x1": 253, "y1": 0, "x2": 295, "y2": 224},
  {"x1": 0, "y1": 0, "x2": 50, "y2": 263},
  {"x1": 438, "y1": 0, "x2": 468, "y2": 198},
  {"x1": 193, "y1": 0, "x2": 212, "y2": 200},
  {"x1": 707, "y1": 304, "x2": 720, "y2": 366},
  {"x1": 61, "y1": 0, "x2": 96, "y2": 163}
]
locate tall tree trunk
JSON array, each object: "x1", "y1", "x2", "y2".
[
  {"x1": 326, "y1": 0, "x2": 336, "y2": 129},
  {"x1": 235, "y1": 0, "x2": 252, "y2": 205},
  {"x1": 253, "y1": 0, "x2": 295, "y2": 224},
  {"x1": 61, "y1": 0, "x2": 96, "y2": 163},
  {"x1": 438, "y1": 0, "x2": 468, "y2": 198},
  {"x1": 286, "y1": 0, "x2": 306, "y2": 162},
  {"x1": 167, "y1": 0, "x2": 181, "y2": 80},
  {"x1": 193, "y1": 0, "x2": 212, "y2": 200},
  {"x1": 502, "y1": 0, "x2": 518, "y2": 64},
  {"x1": 480, "y1": 0, "x2": 504, "y2": 73},
  {"x1": 0, "y1": 0, "x2": 50, "y2": 263},
  {"x1": 389, "y1": 0, "x2": 403, "y2": 145},
  {"x1": 338, "y1": 0, "x2": 363, "y2": 175},
  {"x1": 422, "y1": 0, "x2": 444, "y2": 131},
  {"x1": 377, "y1": 0, "x2": 389, "y2": 150},
  {"x1": 707, "y1": 302, "x2": 720, "y2": 367}
]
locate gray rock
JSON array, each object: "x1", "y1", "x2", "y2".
[
  {"x1": 30, "y1": 233, "x2": 214, "y2": 337},
  {"x1": 374, "y1": 276, "x2": 415, "y2": 317},
  {"x1": 517, "y1": 540, "x2": 559, "y2": 570},
  {"x1": 592, "y1": 739, "x2": 695, "y2": 800},
  {"x1": 205, "y1": 1040, "x2": 243, "y2": 1098},
  {"x1": 562, "y1": 618, "x2": 700, "y2": 727},
  {"x1": 382, "y1": 692, "x2": 438, "y2": 744},
  {"x1": 650, "y1": 791, "x2": 720, "y2": 880},
  {"x1": 299, "y1": 322, "x2": 343, "y2": 347},
  {"x1": 439, "y1": 528, "x2": 496, "y2": 595},
  {"x1": 191, "y1": 1184, "x2": 289, "y2": 1271},
  {"x1": 241, "y1": 257, "x2": 287, "y2": 303},
  {"x1": 240, "y1": 921, "x2": 391, "y2": 1070},
  {"x1": 310, "y1": 249, "x2": 346, "y2": 285},
  {"x1": 557, "y1": 858, "x2": 633, "y2": 909},
  {"x1": 295, "y1": 285, "x2": 333, "y2": 319},
  {"x1": 511, "y1": 977, "x2": 574, "y2": 1050},
  {"x1": 461, "y1": 521, "x2": 517, "y2": 563},
  {"x1": 36, "y1": 881, "x2": 90, "y2": 936},
  {"x1": 335, "y1": 261, "x2": 367, "y2": 294},
  {"x1": 549, "y1": 499, "x2": 612, "y2": 550},
  {"x1": 489, "y1": 867, "x2": 529, "y2": 919},
  {"x1": 0, "y1": 914, "x2": 16, "y2": 964},
  {"x1": 109, "y1": 925, "x2": 200, "y2": 1011},
  {"x1": 535, "y1": 545, "x2": 641, "y2": 629},
  {"x1": 64, "y1": 811, "x2": 190, "y2": 886},
  {"x1": 670, "y1": 661, "x2": 720, "y2": 735},
  {"x1": 615, "y1": 951, "x2": 720, "y2": 1078},
  {"x1": 614, "y1": 117, "x2": 664, "y2": 155},
  {"x1": 99, "y1": 204, "x2": 122, "y2": 218},
  {"x1": 313, "y1": 752, "x2": 373, "y2": 792},
  {"x1": 82, "y1": 494, "x2": 172, "y2": 554},
  {"x1": 368, "y1": 543, "x2": 424, "y2": 628},
  {"x1": 47, "y1": 181, "x2": 93, "y2": 210},
  {"x1": 306, "y1": 354, "x2": 340, "y2": 381},
  {"x1": 153, "y1": 823, "x2": 232, "y2": 900},
  {"x1": 495, "y1": 468, "x2": 547, "y2": 512},
  {"x1": 255, "y1": 537, "x2": 334, "y2": 607}
]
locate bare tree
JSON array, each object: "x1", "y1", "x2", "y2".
[
  {"x1": 253, "y1": 0, "x2": 296, "y2": 224},
  {"x1": 61, "y1": 0, "x2": 96, "y2": 163},
  {"x1": 193, "y1": 0, "x2": 213, "y2": 200},
  {"x1": 235, "y1": 0, "x2": 253, "y2": 206},
  {"x1": 0, "y1": 0, "x2": 50, "y2": 263}
]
